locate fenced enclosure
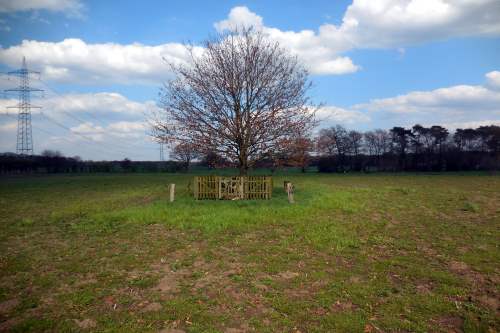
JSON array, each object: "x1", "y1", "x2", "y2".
[{"x1": 193, "y1": 176, "x2": 272, "y2": 200}]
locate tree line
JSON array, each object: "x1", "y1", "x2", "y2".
[
  {"x1": 305, "y1": 124, "x2": 499, "y2": 172},
  {"x1": 1, "y1": 123, "x2": 498, "y2": 175},
  {"x1": 0, "y1": 150, "x2": 185, "y2": 174}
]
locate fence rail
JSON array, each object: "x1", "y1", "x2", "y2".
[{"x1": 193, "y1": 175, "x2": 272, "y2": 200}]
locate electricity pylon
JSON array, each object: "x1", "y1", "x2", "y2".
[{"x1": 4, "y1": 57, "x2": 43, "y2": 155}]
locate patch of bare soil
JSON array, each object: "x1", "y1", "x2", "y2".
[
  {"x1": 330, "y1": 300, "x2": 358, "y2": 313},
  {"x1": 157, "y1": 270, "x2": 183, "y2": 294},
  {"x1": 448, "y1": 261, "x2": 500, "y2": 314},
  {"x1": 279, "y1": 271, "x2": 300, "y2": 279},
  {"x1": 142, "y1": 302, "x2": 162, "y2": 312},
  {"x1": 433, "y1": 315, "x2": 464, "y2": 333},
  {"x1": 415, "y1": 283, "x2": 433, "y2": 294},
  {"x1": 224, "y1": 326, "x2": 249, "y2": 333},
  {"x1": 74, "y1": 318, "x2": 97, "y2": 329},
  {"x1": 0, "y1": 318, "x2": 21, "y2": 332},
  {"x1": 0, "y1": 298, "x2": 19, "y2": 315}
]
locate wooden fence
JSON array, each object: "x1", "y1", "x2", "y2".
[{"x1": 193, "y1": 175, "x2": 272, "y2": 200}]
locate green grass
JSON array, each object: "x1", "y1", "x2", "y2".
[{"x1": 0, "y1": 172, "x2": 499, "y2": 332}]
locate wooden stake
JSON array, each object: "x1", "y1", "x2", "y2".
[
  {"x1": 283, "y1": 181, "x2": 290, "y2": 192},
  {"x1": 169, "y1": 183, "x2": 175, "y2": 202},
  {"x1": 286, "y1": 182, "x2": 294, "y2": 204}
]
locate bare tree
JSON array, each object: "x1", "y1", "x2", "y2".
[
  {"x1": 170, "y1": 142, "x2": 199, "y2": 171},
  {"x1": 317, "y1": 125, "x2": 350, "y2": 171},
  {"x1": 151, "y1": 28, "x2": 316, "y2": 175},
  {"x1": 364, "y1": 129, "x2": 391, "y2": 169},
  {"x1": 281, "y1": 133, "x2": 314, "y2": 172},
  {"x1": 347, "y1": 130, "x2": 363, "y2": 156}
]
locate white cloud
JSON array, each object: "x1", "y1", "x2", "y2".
[
  {"x1": 340, "y1": 0, "x2": 500, "y2": 48},
  {"x1": 214, "y1": 7, "x2": 359, "y2": 75},
  {"x1": 354, "y1": 84, "x2": 500, "y2": 115},
  {"x1": 317, "y1": 106, "x2": 370, "y2": 126},
  {"x1": 40, "y1": 92, "x2": 159, "y2": 117},
  {"x1": 440, "y1": 119, "x2": 500, "y2": 130},
  {"x1": 0, "y1": 91, "x2": 159, "y2": 120},
  {"x1": 214, "y1": 2, "x2": 500, "y2": 75},
  {"x1": 0, "y1": 0, "x2": 84, "y2": 17},
  {"x1": 0, "y1": 39, "x2": 202, "y2": 84},
  {"x1": 1, "y1": 2, "x2": 499, "y2": 83},
  {"x1": 107, "y1": 121, "x2": 146, "y2": 133},
  {"x1": 214, "y1": 6, "x2": 263, "y2": 32},
  {"x1": 486, "y1": 70, "x2": 500, "y2": 90},
  {"x1": 70, "y1": 122, "x2": 105, "y2": 141},
  {"x1": 70, "y1": 120, "x2": 146, "y2": 142},
  {"x1": 348, "y1": 71, "x2": 500, "y2": 128}
]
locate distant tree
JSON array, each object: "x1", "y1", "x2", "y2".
[
  {"x1": 454, "y1": 128, "x2": 480, "y2": 151},
  {"x1": 347, "y1": 130, "x2": 363, "y2": 156},
  {"x1": 317, "y1": 125, "x2": 350, "y2": 171},
  {"x1": 200, "y1": 151, "x2": 227, "y2": 169},
  {"x1": 282, "y1": 134, "x2": 314, "y2": 172},
  {"x1": 151, "y1": 28, "x2": 316, "y2": 175},
  {"x1": 41, "y1": 149, "x2": 63, "y2": 158},
  {"x1": 170, "y1": 142, "x2": 199, "y2": 171},
  {"x1": 477, "y1": 125, "x2": 500, "y2": 153},
  {"x1": 347, "y1": 130, "x2": 363, "y2": 171},
  {"x1": 411, "y1": 125, "x2": 434, "y2": 153},
  {"x1": 364, "y1": 129, "x2": 390, "y2": 157},
  {"x1": 429, "y1": 125, "x2": 449, "y2": 170},
  {"x1": 121, "y1": 158, "x2": 132, "y2": 172},
  {"x1": 390, "y1": 127, "x2": 413, "y2": 170}
]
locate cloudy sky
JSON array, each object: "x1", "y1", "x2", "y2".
[{"x1": 0, "y1": 0, "x2": 499, "y2": 160}]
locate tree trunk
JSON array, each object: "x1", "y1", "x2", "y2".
[{"x1": 239, "y1": 159, "x2": 248, "y2": 175}]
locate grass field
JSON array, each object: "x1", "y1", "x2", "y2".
[{"x1": 0, "y1": 172, "x2": 498, "y2": 332}]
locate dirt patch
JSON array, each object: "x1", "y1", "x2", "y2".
[
  {"x1": 449, "y1": 261, "x2": 469, "y2": 272},
  {"x1": 434, "y1": 315, "x2": 464, "y2": 333},
  {"x1": 330, "y1": 300, "x2": 358, "y2": 313},
  {"x1": 142, "y1": 302, "x2": 162, "y2": 312},
  {"x1": 416, "y1": 283, "x2": 433, "y2": 294},
  {"x1": 349, "y1": 276, "x2": 362, "y2": 284},
  {"x1": 74, "y1": 318, "x2": 97, "y2": 329},
  {"x1": 0, "y1": 318, "x2": 20, "y2": 332},
  {"x1": 157, "y1": 272, "x2": 182, "y2": 294},
  {"x1": 279, "y1": 271, "x2": 299, "y2": 279},
  {"x1": 193, "y1": 273, "x2": 219, "y2": 290},
  {"x1": 477, "y1": 295, "x2": 499, "y2": 313},
  {"x1": 448, "y1": 260, "x2": 499, "y2": 314},
  {"x1": 159, "y1": 329, "x2": 185, "y2": 333},
  {"x1": 224, "y1": 327, "x2": 248, "y2": 333},
  {"x1": 0, "y1": 298, "x2": 19, "y2": 314}
]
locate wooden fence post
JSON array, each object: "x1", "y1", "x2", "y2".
[
  {"x1": 193, "y1": 177, "x2": 199, "y2": 200},
  {"x1": 169, "y1": 183, "x2": 175, "y2": 202},
  {"x1": 286, "y1": 182, "x2": 294, "y2": 204},
  {"x1": 239, "y1": 177, "x2": 244, "y2": 199}
]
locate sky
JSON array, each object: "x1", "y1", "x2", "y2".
[{"x1": 0, "y1": 0, "x2": 499, "y2": 161}]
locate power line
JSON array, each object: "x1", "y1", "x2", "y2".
[
  {"x1": 38, "y1": 110, "x2": 145, "y2": 158},
  {"x1": 37, "y1": 79, "x2": 158, "y2": 153},
  {"x1": 38, "y1": 79, "x2": 103, "y2": 125},
  {"x1": 0, "y1": 111, "x2": 108, "y2": 159}
]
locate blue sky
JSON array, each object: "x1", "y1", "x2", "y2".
[{"x1": 0, "y1": 0, "x2": 499, "y2": 160}]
